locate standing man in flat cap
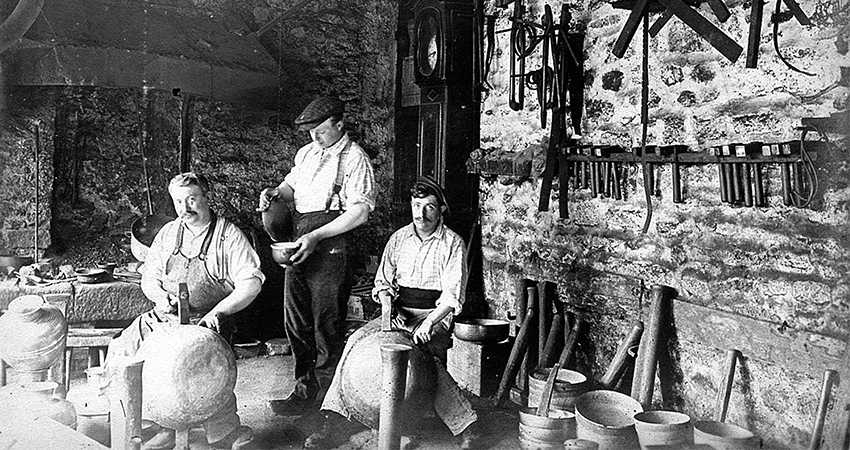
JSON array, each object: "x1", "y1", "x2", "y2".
[{"x1": 258, "y1": 96, "x2": 376, "y2": 416}]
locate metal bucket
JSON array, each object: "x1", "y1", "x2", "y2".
[
  {"x1": 693, "y1": 421, "x2": 759, "y2": 450},
  {"x1": 529, "y1": 368, "x2": 588, "y2": 412},
  {"x1": 575, "y1": 390, "x2": 643, "y2": 450},
  {"x1": 519, "y1": 407, "x2": 573, "y2": 450},
  {"x1": 633, "y1": 411, "x2": 693, "y2": 450}
]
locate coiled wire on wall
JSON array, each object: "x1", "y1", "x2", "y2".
[{"x1": 790, "y1": 125, "x2": 827, "y2": 208}]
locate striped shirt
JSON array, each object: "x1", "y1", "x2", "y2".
[
  {"x1": 372, "y1": 221, "x2": 467, "y2": 324},
  {"x1": 284, "y1": 133, "x2": 376, "y2": 213}
]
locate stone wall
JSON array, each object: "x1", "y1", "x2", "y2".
[
  {"x1": 476, "y1": 0, "x2": 849, "y2": 447},
  {"x1": 0, "y1": 0, "x2": 398, "y2": 341}
]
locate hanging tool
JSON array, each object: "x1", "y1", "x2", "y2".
[
  {"x1": 509, "y1": 0, "x2": 526, "y2": 111},
  {"x1": 808, "y1": 369, "x2": 837, "y2": 450},
  {"x1": 139, "y1": 86, "x2": 154, "y2": 216},
  {"x1": 746, "y1": 0, "x2": 765, "y2": 68},
  {"x1": 772, "y1": 0, "x2": 815, "y2": 76},
  {"x1": 656, "y1": 0, "x2": 742, "y2": 62},
  {"x1": 558, "y1": 146, "x2": 571, "y2": 218},
  {"x1": 538, "y1": 112, "x2": 563, "y2": 213},
  {"x1": 672, "y1": 146, "x2": 682, "y2": 203},
  {"x1": 614, "y1": 0, "x2": 742, "y2": 62},
  {"x1": 717, "y1": 150, "x2": 728, "y2": 203},
  {"x1": 714, "y1": 349, "x2": 740, "y2": 422},
  {"x1": 639, "y1": 14, "x2": 653, "y2": 234}
]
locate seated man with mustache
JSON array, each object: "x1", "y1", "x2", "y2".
[
  {"x1": 304, "y1": 176, "x2": 482, "y2": 450},
  {"x1": 105, "y1": 172, "x2": 264, "y2": 450}
]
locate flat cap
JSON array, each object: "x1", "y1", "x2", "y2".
[{"x1": 294, "y1": 97, "x2": 345, "y2": 130}]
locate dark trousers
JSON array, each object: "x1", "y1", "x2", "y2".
[{"x1": 284, "y1": 211, "x2": 351, "y2": 399}]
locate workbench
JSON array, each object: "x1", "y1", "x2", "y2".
[{"x1": 0, "y1": 279, "x2": 150, "y2": 325}]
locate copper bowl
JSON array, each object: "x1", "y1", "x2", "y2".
[
  {"x1": 270, "y1": 242, "x2": 300, "y2": 266},
  {"x1": 453, "y1": 318, "x2": 510, "y2": 343}
]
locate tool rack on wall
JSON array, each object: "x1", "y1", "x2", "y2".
[{"x1": 541, "y1": 139, "x2": 824, "y2": 219}]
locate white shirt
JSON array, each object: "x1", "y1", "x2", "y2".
[{"x1": 283, "y1": 133, "x2": 376, "y2": 213}]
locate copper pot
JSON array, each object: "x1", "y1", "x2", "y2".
[{"x1": 130, "y1": 214, "x2": 174, "y2": 262}]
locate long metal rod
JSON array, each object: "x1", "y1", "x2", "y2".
[
  {"x1": 139, "y1": 87, "x2": 153, "y2": 215},
  {"x1": 33, "y1": 121, "x2": 39, "y2": 262}
]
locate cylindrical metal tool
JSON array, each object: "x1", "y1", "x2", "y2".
[
  {"x1": 723, "y1": 163, "x2": 734, "y2": 203},
  {"x1": 714, "y1": 349, "x2": 740, "y2": 422},
  {"x1": 752, "y1": 163, "x2": 764, "y2": 206},
  {"x1": 672, "y1": 160, "x2": 682, "y2": 203},
  {"x1": 742, "y1": 163, "x2": 753, "y2": 207},
  {"x1": 731, "y1": 163, "x2": 742, "y2": 203},
  {"x1": 808, "y1": 369, "x2": 837, "y2": 450},
  {"x1": 613, "y1": 163, "x2": 622, "y2": 200},
  {"x1": 601, "y1": 321, "x2": 644, "y2": 389},
  {"x1": 633, "y1": 285, "x2": 676, "y2": 410},
  {"x1": 781, "y1": 163, "x2": 792, "y2": 206},
  {"x1": 109, "y1": 357, "x2": 144, "y2": 450},
  {"x1": 379, "y1": 344, "x2": 412, "y2": 450}
]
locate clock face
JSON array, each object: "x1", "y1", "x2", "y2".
[{"x1": 417, "y1": 13, "x2": 440, "y2": 77}]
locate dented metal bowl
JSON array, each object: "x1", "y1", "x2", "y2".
[{"x1": 453, "y1": 318, "x2": 510, "y2": 343}]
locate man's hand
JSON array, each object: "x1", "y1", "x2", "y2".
[
  {"x1": 413, "y1": 318, "x2": 435, "y2": 344},
  {"x1": 155, "y1": 293, "x2": 176, "y2": 315},
  {"x1": 198, "y1": 310, "x2": 223, "y2": 333},
  {"x1": 290, "y1": 232, "x2": 319, "y2": 264},
  {"x1": 257, "y1": 187, "x2": 280, "y2": 212}
]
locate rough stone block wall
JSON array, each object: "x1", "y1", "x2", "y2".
[
  {"x1": 477, "y1": 0, "x2": 849, "y2": 447},
  {"x1": 0, "y1": 0, "x2": 398, "y2": 341}
]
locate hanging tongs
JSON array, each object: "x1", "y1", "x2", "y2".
[{"x1": 508, "y1": 0, "x2": 525, "y2": 111}]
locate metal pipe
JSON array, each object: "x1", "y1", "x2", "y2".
[
  {"x1": 808, "y1": 369, "x2": 837, "y2": 450},
  {"x1": 33, "y1": 122, "x2": 39, "y2": 262},
  {"x1": 379, "y1": 344, "x2": 412, "y2": 450},
  {"x1": 139, "y1": 87, "x2": 153, "y2": 215},
  {"x1": 634, "y1": 284, "x2": 676, "y2": 409},
  {"x1": 108, "y1": 357, "x2": 144, "y2": 450}
]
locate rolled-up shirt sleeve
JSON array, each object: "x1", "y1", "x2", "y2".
[
  {"x1": 342, "y1": 143, "x2": 376, "y2": 212},
  {"x1": 372, "y1": 232, "x2": 400, "y2": 302},
  {"x1": 435, "y1": 234, "x2": 467, "y2": 315},
  {"x1": 220, "y1": 224, "x2": 266, "y2": 287}
]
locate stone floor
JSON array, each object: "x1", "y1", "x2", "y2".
[{"x1": 61, "y1": 353, "x2": 525, "y2": 450}]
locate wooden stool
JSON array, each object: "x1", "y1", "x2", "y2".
[{"x1": 62, "y1": 328, "x2": 123, "y2": 390}]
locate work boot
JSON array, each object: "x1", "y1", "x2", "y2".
[
  {"x1": 460, "y1": 422, "x2": 483, "y2": 450},
  {"x1": 269, "y1": 391, "x2": 316, "y2": 416},
  {"x1": 211, "y1": 425, "x2": 253, "y2": 449},
  {"x1": 303, "y1": 413, "x2": 350, "y2": 449}
]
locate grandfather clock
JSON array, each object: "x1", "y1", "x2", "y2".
[{"x1": 395, "y1": 0, "x2": 480, "y2": 237}]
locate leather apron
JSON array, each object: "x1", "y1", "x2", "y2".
[{"x1": 163, "y1": 214, "x2": 234, "y2": 320}]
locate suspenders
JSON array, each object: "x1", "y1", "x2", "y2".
[{"x1": 325, "y1": 140, "x2": 352, "y2": 214}]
